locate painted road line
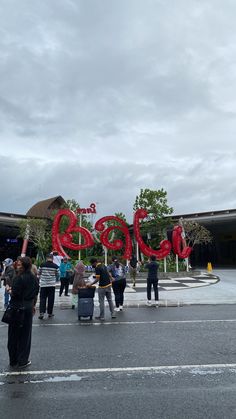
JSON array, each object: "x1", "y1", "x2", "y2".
[
  {"x1": 28, "y1": 318, "x2": 236, "y2": 326},
  {"x1": 2, "y1": 319, "x2": 236, "y2": 329},
  {"x1": 0, "y1": 321, "x2": 156, "y2": 328},
  {"x1": 1, "y1": 363, "x2": 236, "y2": 379}
]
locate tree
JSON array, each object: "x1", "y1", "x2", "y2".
[
  {"x1": 133, "y1": 188, "x2": 173, "y2": 248},
  {"x1": 179, "y1": 219, "x2": 212, "y2": 248},
  {"x1": 18, "y1": 218, "x2": 51, "y2": 261}
]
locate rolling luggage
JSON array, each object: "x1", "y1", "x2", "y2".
[{"x1": 78, "y1": 287, "x2": 96, "y2": 320}]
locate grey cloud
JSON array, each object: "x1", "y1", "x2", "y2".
[
  {"x1": 1, "y1": 151, "x2": 236, "y2": 223},
  {"x1": 1, "y1": 0, "x2": 236, "y2": 219}
]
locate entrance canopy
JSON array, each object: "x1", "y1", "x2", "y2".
[{"x1": 174, "y1": 209, "x2": 236, "y2": 267}]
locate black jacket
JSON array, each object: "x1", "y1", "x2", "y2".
[
  {"x1": 11, "y1": 271, "x2": 39, "y2": 309},
  {"x1": 145, "y1": 261, "x2": 159, "y2": 281}
]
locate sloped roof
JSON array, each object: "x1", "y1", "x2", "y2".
[{"x1": 26, "y1": 196, "x2": 66, "y2": 218}]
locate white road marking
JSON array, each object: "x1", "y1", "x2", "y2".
[
  {"x1": 33, "y1": 321, "x2": 157, "y2": 326},
  {"x1": 32, "y1": 318, "x2": 236, "y2": 326},
  {"x1": 1, "y1": 319, "x2": 236, "y2": 329},
  {"x1": 1, "y1": 363, "x2": 236, "y2": 378}
]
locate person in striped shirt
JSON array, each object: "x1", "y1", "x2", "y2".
[{"x1": 38, "y1": 254, "x2": 59, "y2": 320}]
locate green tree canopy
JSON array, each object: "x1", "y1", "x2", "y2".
[{"x1": 133, "y1": 188, "x2": 173, "y2": 248}]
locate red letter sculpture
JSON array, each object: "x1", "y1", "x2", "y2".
[
  {"x1": 172, "y1": 225, "x2": 192, "y2": 259},
  {"x1": 95, "y1": 216, "x2": 132, "y2": 260},
  {"x1": 52, "y1": 209, "x2": 94, "y2": 258},
  {"x1": 133, "y1": 209, "x2": 172, "y2": 259}
]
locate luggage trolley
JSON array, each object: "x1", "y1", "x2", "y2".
[{"x1": 78, "y1": 287, "x2": 96, "y2": 321}]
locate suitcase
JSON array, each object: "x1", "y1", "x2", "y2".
[
  {"x1": 78, "y1": 297, "x2": 94, "y2": 320},
  {"x1": 78, "y1": 287, "x2": 96, "y2": 299}
]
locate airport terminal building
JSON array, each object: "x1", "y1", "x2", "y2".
[
  {"x1": 0, "y1": 196, "x2": 65, "y2": 261},
  {"x1": 0, "y1": 197, "x2": 235, "y2": 267}
]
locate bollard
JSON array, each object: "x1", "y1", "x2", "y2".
[{"x1": 207, "y1": 262, "x2": 212, "y2": 272}]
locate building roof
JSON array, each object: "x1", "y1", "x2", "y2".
[
  {"x1": 173, "y1": 208, "x2": 236, "y2": 225},
  {"x1": 26, "y1": 196, "x2": 66, "y2": 219}
]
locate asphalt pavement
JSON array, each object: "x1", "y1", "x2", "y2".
[
  {"x1": 1, "y1": 305, "x2": 236, "y2": 418},
  {"x1": 1, "y1": 269, "x2": 236, "y2": 419}
]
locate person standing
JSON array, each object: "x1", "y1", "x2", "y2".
[
  {"x1": 90, "y1": 258, "x2": 116, "y2": 321},
  {"x1": 1, "y1": 258, "x2": 16, "y2": 308},
  {"x1": 110, "y1": 259, "x2": 126, "y2": 311},
  {"x1": 38, "y1": 254, "x2": 59, "y2": 319},
  {"x1": 59, "y1": 257, "x2": 73, "y2": 297},
  {"x1": 71, "y1": 260, "x2": 86, "y2": 309},
  {"x1": 129, "y1": 255, "x2": 138, "y2": 288},
  {"x1": 7, "y1": 256, "x2": 39, "y2": 368},
  {"x1": 145, "y1": 255, "x2": 159, "y2": 306}
]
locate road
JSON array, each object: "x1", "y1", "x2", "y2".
[{"x1": 1, "y1": 305, "x2": 236, "y2": 418}]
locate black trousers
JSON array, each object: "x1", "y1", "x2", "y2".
[
  {"x1": 147, "y1": 278, "x2": 159, "y2": 301},
  {"x1": 112, "y1": 278, "x2": 126, "y2": 307},
  {"x1": 8, "y1": 308, "x2": 33, "y2": 366},
  {"x1": 59, "y1": 278, "x2": 69, "y2": 296},
  {"x1": 39, "y1": 287, "x2": 55, "y2": 315}
]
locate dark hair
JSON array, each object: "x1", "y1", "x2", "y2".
[
  {"x1": 46, "y1": 254, "x2": 53, "y2": 260},
  {"x1": 150, "y1": 255, "x2": 156, "y2": 261},
  {"x1": 90, "y1": 258, "x2": 98, "y2": 265},
  {"x1": 19, "y1": 256, "x2": 32, "y2": 271}
]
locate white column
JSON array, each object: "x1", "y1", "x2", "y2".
[
  {"x1": 104, "y1": 246, "x2": 108, "y2": 266},
  {"x1": 176, "y1": 254, "x2": 179, "y2": 273},
  {"x1": 78, "y1": 213, "x2": 82, "y2": 261},
  {"x1": 136, "y1": 241, "x2": 139, "y2": 261},
  {"x1": 186, "y1": 258, "x2": 189, "y2": 272},
  {"x1": 164, "y1": 257, "x2": 167, "y2": 273}
]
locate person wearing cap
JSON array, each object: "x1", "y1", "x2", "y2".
[
  {"x1": 38, "y1": 254, "x2": 59, "y2": 320},
  {"x1": 1, "y1": 258, "x2": 16, "y2": 308},
  {"x1": 59, "y1": 256, "x2": 73, "y2": 297}
]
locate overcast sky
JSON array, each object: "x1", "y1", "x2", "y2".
[{"x1": 1, "y1": 0, "x2": 236, "y2": 222}]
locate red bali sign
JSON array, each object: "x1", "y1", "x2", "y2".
[{"x1": 52, "y1": 208, "x2": 192, "y2": 260}]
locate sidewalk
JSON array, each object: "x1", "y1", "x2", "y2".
[{"x1": 1, "y1": 269, "x2": 235, "y2": 310}]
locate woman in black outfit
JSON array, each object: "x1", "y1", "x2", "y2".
[{"x1": 7, "y1": 256, "x2": 39, "y2": 368}]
